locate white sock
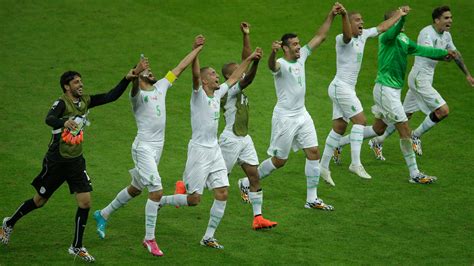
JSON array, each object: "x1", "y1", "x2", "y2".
[
  {"x1": 257, "y1": 158, "x2": 276, "y2": 180},
  {"x1": 350, "y1": 124, "x2": 365, "y2": 166},
  {"x1": 160, "y1": 194, "x2": 188, "y2": 207},
  {"x1": 305, "y1": 159, "x2": 320, "y2": 203},
  {"x1": 400, "y1": 138, "x2": 419, "y2": 177},
  {"x1": 145, "y1": 199, "x2": 160, "y2": 240},
  {"x1": 204, "y1": 200, "x2": 226, "y2": 239},
  {"x1": 248, "y1": 191, "x2": 263, "y2": 216},
  {"x1": 339, "y1": 125, "x2": 378, "y2": 147},
  {"x1": 413, "y1": 115, "x2": 437, "y2": 137},
  {"x1": 374, "y1": 124, "x2": 396, "y2": 143},
  {"x1": 320, "y1": 130, "x2": 342, "y2": 170},
  {"x1": 363, "y1": 125, "x2": 378, "y2": 139},
  {"x1": 101, "y1": 188, "x2": 133, "y2": 220}
]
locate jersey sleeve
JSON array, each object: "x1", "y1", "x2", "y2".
[
  {"x1": 364, "y1": 27, "x2": 379, "y2": 39},
  {"x1": 408, "y1": 38, "x2": 448, "y2": 59},
  {"x1": 335, "y1": 34, "x2": 347, "y2": 46},
  {"x1": 299, "y1": 44, "x2": 312, "y2": 62},
  {"x1": 227, "y1": 83, "x2": 241, "y2": 97},
  {"x1": 417, "y1": 30, "x2": 433, "y2": 47},
  {"x1": 45, "y1": 99, "x2": 67, "y2": 129},
  {"x1": 217, "y1": 82, "x2": 230, "y2": 99},
  {"x1": 271, "y1": 58, "x2": 284, "y2": 76},
  {"x1": 446, "y1": 32, "x2": 457, "y2": 51},
  {"x1": 380, "y1": 16, "x2": 405, "y2": 44},
  {"x1": 153, "y1": 76, "x2": 173, "y2": 91}
]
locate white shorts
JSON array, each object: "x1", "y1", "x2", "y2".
[
  {"x1": 328, "y1": 79, "x2": 363, "y2": 121},
  {"x1": 129, "y1": 139, "x2": 163, "y2": 192},
  {"x1": 404, "y1": 70, "x2": 446, "y2": 115},
  {"x1": 267, "y1": 111, "x2": 318, "y2": 159},
  {"x1": 219, "y1": 131, "x2": 259, "y2": 174},
  {"x1": 371, "y1": 83, "x2": 408, "y2": 124},
  {"x1": 182, "y1": 141, "x2": 229, "y2": 195}
]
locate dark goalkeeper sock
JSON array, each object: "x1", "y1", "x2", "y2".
[
  {"x1": 72, "y1": 207, "x2": 89, "y2": 248},
  {"x1": 6, "y1": 198, "x2": 38, "y2": 227}
]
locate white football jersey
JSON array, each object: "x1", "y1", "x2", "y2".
[
  {"x1": 222, "y1": 83, "x2": 243, "y2": 134},
  {"x1": 272, "y1": 45, "x2": 312, "y2": 116},
  {"x1": 413, "y1": 25, "x2": 456, "y2": 76},
  {"x1": 191, "y1": 83, "x2": 229, "y2": 147},
  {"x1": 334, "y1": 27, "x2": 379, "y2": 86},
  {"x1": 131, "y1": 77, "x2": 172, "y2": 142}
]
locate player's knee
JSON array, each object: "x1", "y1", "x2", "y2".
[
  {"x1": 272, "y1": 157, "x2": 286, "y2": 168},
  {"x1": 79, "y1": 200, "x2": 92, "y2": 209},
  {"x1": 436, "y1": 105, "x2": 449, "y2": 119},
  {"x1": 33, "y1": 196, "x2": 48, "y2": 208},
  {"x1": 214, "y1": 187, "x2": 228, "y2": 201},
  {"x1": 127, "y1": 185, "x2": 142, "y2": 197},
  {"x1": 351, "y1": 114, "x2": 367, "y2": 126},
  {"x1": 305, "y1": 147, "x2": 320, "y2": 160},
  {"x1": 148, "y1": 190, "x2": 163, "y2": 202},
  {"x1": 187, "y1": 193, "x2": 201, "y2": 206}
]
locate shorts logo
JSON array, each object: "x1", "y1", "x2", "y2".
[
  {"x1": 40, "y1": 186, "x2": 46, "y2": 194},
  {"x1": 351, "y1": 105, "x2": 356, "y2": 112}
]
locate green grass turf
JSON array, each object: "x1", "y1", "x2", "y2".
[{"x1": 1, "y1": 0, "x2": 473, "y2": 264}]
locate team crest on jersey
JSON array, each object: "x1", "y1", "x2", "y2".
[
  {"x1": 208, "y1": 99, "x2": 219, "y2": 109},
  {"x1": 291, "y1": 66, "x2": 301, "y2": 75},
  {"x1": 51, "y1": 100, "x2": 59, "y2": 109},
  {"x1": 399, "y1": 35, "x2": 409, "y2": 44}
]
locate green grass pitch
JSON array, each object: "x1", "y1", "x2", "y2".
[{"x1": 0, "y1": 0, "x2": 473, "y2": 264}]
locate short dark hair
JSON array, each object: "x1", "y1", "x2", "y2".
[
  {"x1": 60, "y1": 71, "x2": 81, "y2": 92},
  {"x1": 432, "y1": 6, "x2": 450, "y2": 22},
  {"x1": 281, "y1": 33, "x2": 298, "y2": 47},
  {"x1": 221, "y1": 62, "x2": 237, "y2": 79},
  {"x1": 200, "y1": 67, "x2": 211, "y2": 77},
  {"x1": 348, "y1": 11, "x2": 361, "y2": 19}
]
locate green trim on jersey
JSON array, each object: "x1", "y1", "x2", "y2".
[{"x1": 58, "y1": 94, "x2": 91, "y2": 158}]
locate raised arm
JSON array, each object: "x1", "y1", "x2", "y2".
[
  {"x1": 227, "y1": 47, "x2": 262, "y2": 87},
  {"x1": 453, "y1": 51, "x2": 474, "y2": 86},
  {"x1": 306, "y1": 3, "x2": 340, "y2": 50},
  {"x1": 192, "y1": 35, "x2": 205, "y2": 90},
  {"x1": 268, "y1": 41, "x2": 281, "y2": 72},
  {"x1": 130, "y1": 56, "x2": 150, "y2": 97},
  {"x1": 239, "y1": 59, "x2": 260, "y2": 89},
  {"x1": 241, "y1": 22, "x2": 252, "y2": 60},
  {"x1": 171, "y1": 38, "x2": 205, "y2": 78},
  {"x1": 379, "y1": 7, "x2": 409, "y2": 43},
  {"x1": 376, "y1": 8, "x2": 405, "y2": 33},
  {"x1": 340, "y1": 4, "x2": 352, "y2": 43}
]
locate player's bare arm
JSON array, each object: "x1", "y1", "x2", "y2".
[
  {"x1": 227, "y1": 47, "x2": 262, "y2": 87},
  {"x1": 340, "y1": 4, "x2": 352, "y2": 43},
  {"x1": 172, "y1": 36, "x2": 205, "y2": 78},
  {"x1": 192, "y1": 35, "x2": 205, "y2": 90},
  {"x1": 376, "y1": 6, "x2": 406, "y2": 33},
  {"x1": 380, "y1": 6, "x2": 409, "y2": 43},
  {"x1": 268, "y1": 41, "x2": 281, "y2": 72},
  {"x1": 239, "y1": 56, "x2": 260, "y2": 90},
  {"x1": 307, "y1": 2, "x2": 341, "y2": 50},
  {"x1": 241, "y1": 22, "x2": 252, "y2": 60},
  {"x1": 130, "y1": 57, "x2": 150, "y2": 97},
  {"x1": 453, "y1": 51, "x2": 474, "y2": 86}
]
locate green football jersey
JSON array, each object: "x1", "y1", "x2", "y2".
[{"x1": 376, "y1": 16, "x2": 448, "y2": 89}]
